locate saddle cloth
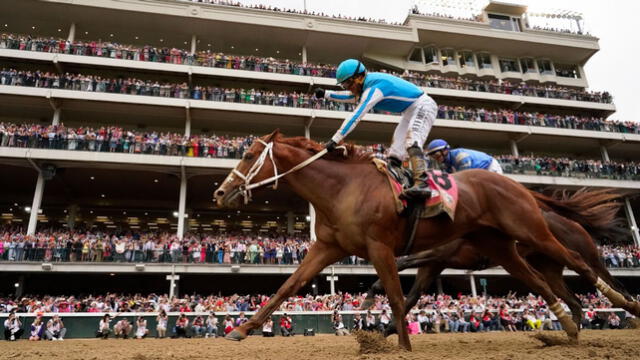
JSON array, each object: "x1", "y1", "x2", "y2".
[{"x1": 372, "y1": 158, "x2": 458, "y2": 220}]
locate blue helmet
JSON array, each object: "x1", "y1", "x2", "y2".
[
  {"x1": 426, "y1": 139, "x2": 450, "y2": 155},
  {"x1": 336, "y1": 59, "x2": 367, "y2": 84}
]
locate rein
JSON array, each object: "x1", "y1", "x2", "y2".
[{"x1": 230, "y1": 139, "x2": 343, "y2": 204}]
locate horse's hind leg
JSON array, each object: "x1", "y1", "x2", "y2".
[
  {"x1": 529, "y1": 255, "x2": 583, "y2": 329},
  {"x1": 225, "y1": 241, "x2": 345, "y2": 341},
  {"x1": 367, "y1": 240, "x2": 412, "y2": 351},
  {"x1": 472, "y1": 234, "x2": 579, "y2": 342}
]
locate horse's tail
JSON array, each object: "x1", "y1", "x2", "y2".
[{"x1": 531, "y1": 188, "x2": 630, "y2": 242}]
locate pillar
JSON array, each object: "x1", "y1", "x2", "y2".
[
  {"x1": 301, "y1": 46, "x2": 307, "y2": 64},
  {"x1": 436, "y1": 277, "x2": 443, "y2": 295},
  {"x1": 469, "y1": 274, "x2": 477, "y2": 297},
  {"x1": 67, "y1": 23, "x2": 76, "y2": 42},
  {"x1": 168, "y1": 267, "x2": 179, "y2": 299},
  {"x1": 177, "y1": 168, "x2": 187, "y2": 239},
  {"x1": 27, "y1": 172, "x2": 45, "y2": 236},
  {"x1": 624, "y1": 198, "x2": 640, "y2": 247},
  {"x1": 309, "y1": 204, "x2": 317, "y2": 241},
  {"x1": 184, "y1": 108, "x2": 191, "y2": 138},
  {"x1": 14, "y1": 275, "x2": 25, "y2": 298},
  {"x1": 287, "y1": 211, "x2": 294, "y2": 235},
  {"x1": 600, "y1": 145, "x2": 610, "y2": 162},
  {"x1": 52, "y1": 108, "x2": 61, "y2": 126},
  {"x1": 190, "y1": 34, "x2": 197, "y2": 54},
  {"x1": 328, "y1": 266, "x2": 336, "y2": 295},
  {"x1": 67, "y1": 204, "x2": 79, "y2": 230},
  {"x1": 510, "y1": 139, "x2": 519, "y2": 158}
]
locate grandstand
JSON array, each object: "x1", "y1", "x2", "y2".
[{"x1": 0, "y1": 0, "x2": 639, "y2": 301}]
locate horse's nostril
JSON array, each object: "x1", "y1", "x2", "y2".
[{"x1": 215, "y1": 190, "x2": 225, "y2": 198}]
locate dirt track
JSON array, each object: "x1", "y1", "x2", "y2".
[{"x1": 1, "y1": 330, "x2": 638, "y2": 360}]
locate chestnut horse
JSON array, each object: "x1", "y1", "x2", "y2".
[
  {"x1": 213, "y1": 131, "x2": 636, "y2": 351},
  {"x1": 362, "y1": 189, "x2": 635, "y2": 334}
]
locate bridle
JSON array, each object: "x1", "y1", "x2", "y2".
[{"x1": 227, "y1": 139, "x2": 344, "y2": 204}]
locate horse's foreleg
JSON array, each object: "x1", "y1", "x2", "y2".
[
  {"x1": 530, "y1": 256, "x2": 583, "y2": 329},
  {"x1": 385, "y1": 263, "x2": 444, "y2": 337},
  {"x1": 225, "y1": 241, "x2": 345, "y2": 341},
  {"x1": 367, "y1": 241, "x2": 412, "y2": 351}
]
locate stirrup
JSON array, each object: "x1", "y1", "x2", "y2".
[{"x1": 400, "y1": 183, "x2": 431, "y2": 200}]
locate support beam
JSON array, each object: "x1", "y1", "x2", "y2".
[
  {"x1": 328, "y1": 266, "x2": 337, "y2": 295},
  {"x1": 67, "y1": 23, "x2": 76, "y2": 42},
  {"x1": 287, "y1": 211, "x2": 294, "y2": 235},
  {"x1": 190, "y1": 34, "x2": 197, "y2": 54},
  {"x1": 27, "y1": 172, "x2": 45, "y2": 236},
  {"x1": 510, "y1": 139, "x2": 519, "y2": 157},
  {"x1": 177, "y1": 167, "x2": 187, "y2": 239},
  {"x1": 52, "y1": 107, "x2": 61, "y2": 126},
  {"x1": 600, "y1": 145, "x2": 610, "y2": 162},
  {"x1": 168, "y1": 266, "x2": 179, "y2": 299},
  {"x1": 436, "y1": 277, "x2": 443, "y2": 295},
  {"x1": 14, "y1": 275, "x2": 25, "y2": 298},
  {"x1": 67, "y1": 204, "x2": 79, "y2": 230},
  {"x1": 302, "y1": 46, "x2": 307, "y2": 64},
  {"x1": 624, "y1": 198, "x2": 640, "y2": 247},
  {"x1": 184, "y1": 107, "x2": 192, "y2": 138},
  {"x1": 304, "y1": 118, "x2": 316, "y2": 241},
  {"x1": 469, "y1": 274, "x2": 477, "y2": 297}
]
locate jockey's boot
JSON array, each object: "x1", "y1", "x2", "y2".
[
  {"x1": 387, "y1": 156, "x2": 403, "y2": 172},
  {"x1": 401, "y1": 145, "x2": 431, "y2": 200}
]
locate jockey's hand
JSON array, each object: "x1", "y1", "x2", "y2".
[
  {"x1": 314, "y1": 88, "x2": 326, "y2": 99},
  {"x1": 325, "y1": 140, "x2": 337, "y2": 152}
]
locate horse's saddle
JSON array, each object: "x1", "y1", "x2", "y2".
[{"x1": 372, "y1": 158, "x2": 458, "y2": 221}]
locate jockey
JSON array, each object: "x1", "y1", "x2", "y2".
[
  {"x1": 425, "y1": 139, "x2": 503, "y2": 174},
  {"x1": 314, "y1": 59, "x2": 438, "y2": 199}
]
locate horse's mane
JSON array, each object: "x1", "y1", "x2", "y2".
[{"x1": 274, "y1": 134, "x2": 376, "y2": 163}]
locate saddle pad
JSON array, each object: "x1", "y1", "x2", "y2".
[{"x1": 373, "y1": 159, "x2": 458, "y2": 220}]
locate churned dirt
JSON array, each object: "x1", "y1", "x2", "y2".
[{"x1": 1, "y1": 330, "x2": 639, "y2": 360}]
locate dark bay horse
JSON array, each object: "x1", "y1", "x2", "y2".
[
  {"x1": 362, "y1": 189, "x2": 635, "y2": 333},
  {"x1": 213, "y1": 131, "x2": 637, "y2": 350}
]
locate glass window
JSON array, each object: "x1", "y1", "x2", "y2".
[
  {"x1": 424, "y1": 47, "x2": 439, "y2": 64},
  {"x1": 441, "y1": 49, "x2": 456, "y2": 66},
  {"x1": 537, "y1": 59, "x2": 554, "y2": 75},
  {"x1": 477, "y1": 53, "x2": 493, "y2": 69},
  {"x1": 555, "y1": 64, "x2": 580, "y2": 78},
  {"x1": 488, "y1": 14, "x2": 522, "y2": 32},
  {"x1": 499, "y1": 58, "x2": 519, "y2": 73},
  {"x1": 458, "y1": 51, "x2": 475, "y2": 68},
  {"x1": 409, "y1": 47, "x2": 423, "y2": 63},
  {"x1": 520, "y1": 58, "x2": 536, "y2": 73}
]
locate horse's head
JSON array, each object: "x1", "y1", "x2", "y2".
[{"x1": 213, "y1": 130, "x2": 281, "y2": 208}]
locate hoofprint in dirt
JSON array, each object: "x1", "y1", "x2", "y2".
[{"x1": 0, "y1": 330, "x2": 638, "y2": 360}]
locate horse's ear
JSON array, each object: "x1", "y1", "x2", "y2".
[{"x1": 265, "y1": 129, "x2": 280, "y2": 142}]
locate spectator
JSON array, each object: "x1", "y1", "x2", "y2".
[
  {"x1": 608, "y1": 312, "x2": 621, "y2": 329},
  {"x1": 333, "y1": 311, "x2": 349, "y2": 336},
  {"x1": 114, "y1": 318, "x2": 132, "y2": 339},
  {"x1": 205, "y1": 312, "x2": 219, "y2": 338},
  {"x1": 173, "y1": 313, "x2": 190, "y2": 338},
  {"x1": 378, "y1": 309, "x2": 391, "y2": 333},
  {"x1": 279, "y1": 313, "x2": 294, "y2": 336},
  {"x1": 97, "y1": 314, "x2": 111, "y2": 339},
  {"x1": 192, "y1": 315, "x2": 205, "y2": 337},
  {"x1": 29, "y1": 317, "x2": 44, "y2": 341},
  {"x1": 3, "y1": 311, "x2": 24, "y2": 340},
  {"x1": 156, "y1": 310, "x2": 168, "y2": 338},
  {"x1": 262, "y1": 316, "x2": 274, "y2": 337},
  {"x1": 222, "y1": 314, "x2": 234, "y2": 335},
  {"x1": 44, "y1": 315, "x2": 66, "y2": 341}
]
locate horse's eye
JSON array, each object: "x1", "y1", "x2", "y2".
[{"x1": 243, "y1": 153, "x2": 254, "y2": 161}]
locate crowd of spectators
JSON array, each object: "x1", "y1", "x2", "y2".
[
  {"x1": 529, "y1": 25, "x2": 589, "y2": 36},
  {"x1": 600, "y1": 245, "x2": 640, "y2": 268},
  {"x1": 0, "y1": 32, "x2": 614, "y2": 104},
  {"x1": 0, "y1": 123, "x2": 255, "y2": 158},
  {"x1": 409, "y1": 5, "x2": 483, "y2": 22},
  {"x1": 497, "y1": 155, "x2": 640, "y2": 181},
  {"x1": 180, "y1": 0, "x2": 403, "y2": 25}
]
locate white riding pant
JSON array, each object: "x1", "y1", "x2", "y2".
[
  {"x1": 488, "y1": 158, "x2": 503, "y2": 174},
  {"x1": 388, "y1": 94, "x2": 438, "y2": 160}
]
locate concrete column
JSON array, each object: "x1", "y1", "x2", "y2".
[
  {"x1": 624, "y1": 198, "x2": 640, "y2": 247},
  {"x1": 309, "y1": 204, "x2": 316, "y2": 241},
  {"x1": 14, "y1": 275, "x2": 25, "y2": 298},
  {"x1": 184, "y1": 108, "x2": 191, "y2": 138},
  {"x1": 52, "y1": 108, "x2": 61, "y2": 126},
  {"x1": 469, "y1": 274, "x2": 477, "y2": 297},
  {"x1": 67, "y1": 204, "x2": 79, "y2": 230},
  {"x1": 328, "y1": 266, "x2": 336, "y2": 295},
  {"x1": 27, "y1": 172, "x2": 45, "y2": 236},
  {"x1": 177, "y1": 168, "x2": 187, "y2": 239},
  {"x1": 600, "y1": 145, "x2": 610, "y2": 162},
  {"x1": 301, "y1": 46, "x2": 307, "y2": 64},
  {"x1": 287, "y1": 211, "x2": 294, "y2": 235},
  {"x1": 67, "y1": 23, "x2": 76, "y2": 42},
  {"x1": 168, "y1": 266, "x2": 179, "y2": 299},
  {"x1": 436, "y1": 277, "x2": 443, "y2": 295},
  {"x1": 190, "y1": 34, "x2": 197, "y2": 54},
  {"x1": 510, "y1": 139, "x2": 519, "y2": 158}
]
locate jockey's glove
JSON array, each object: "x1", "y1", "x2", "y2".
[
  {"x1": 325, "y1": 140, "x2": 337, "y2": 152},
  {"x1": 314, "y1": 88, "x2": 326, "y2": 99}
]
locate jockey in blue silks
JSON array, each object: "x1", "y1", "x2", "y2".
[
  {"x1": 425, "y1": 139, "x2": 503, "y2": 174},
  {"x1": 314, "y1": 59, "x2": 438, "y2": 199}
]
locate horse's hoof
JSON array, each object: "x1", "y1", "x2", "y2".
[{"x1": 225, "y1": 330, "x2": 246, "y2": 341}]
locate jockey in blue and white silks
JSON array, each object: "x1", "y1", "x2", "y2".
[
  {"x1": 314, "y1": 59, "x2": 438, "y2": 199},
  {"x1": 425, "y1": 139, "x2": 503, "y2": 174}
]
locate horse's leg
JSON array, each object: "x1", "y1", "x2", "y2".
[
  {"x1": 384, "y1": 263, "x2": 444, "y2": 337},
  {"x1": 225, "y1": 241, "x2": 345, "y2": 341},
  {"x1": 367, "y1": 241, "x2": 412, "y2": 351},
  {"x1": 529, "y1": 255, "x2": 583, "y2": 329},
  {"x1": 474, "y1": 235, "x2": 579, "y2": 342}
]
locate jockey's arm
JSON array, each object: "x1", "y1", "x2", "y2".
[
  {"x1": 330, "y1": 87, "x2": 384, "y2": 143},
  {"x1": 323, "y1": 90, "x2": 357, "y2": 103},
  {"x1": 453, "y1": 151, "x2": 473, "y2": 171}
]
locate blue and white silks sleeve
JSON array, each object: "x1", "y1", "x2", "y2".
[
  {"x1": 330, "y1": 87, "x2": 384, "y2": 143},
  {"x1": 324, "y1": 90, "x2": 357, "y2": 103}
]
